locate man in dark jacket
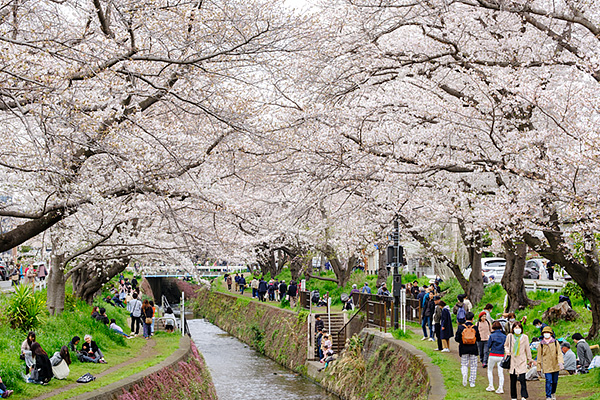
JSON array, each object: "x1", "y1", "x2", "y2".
[
  {"x1": 96, "y1": 308, "x2": 109, "y2": 325},
  {"x1": 315, "y1": 315, "x2": 324, "y2": 333},
  {"x1": 258, "y1": 278, "x2": 268, "y2": 302},
  {"x1": 287, "y1": 281, "x2": 298, "y2": 307},
  {"x1": 455, "y1": 311, "x2": 481, "y2": 387},
  {"x1": 279, "y1": 280, "x2": 287, "y2": 301}
]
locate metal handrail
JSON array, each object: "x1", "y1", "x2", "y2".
[{"x1": 334, "y1": 300, "x2": 369, "y2": 340}]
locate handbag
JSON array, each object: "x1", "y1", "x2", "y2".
[
  {"x1": 145, "y1": 317, "x2": 152, "y2": 324},
  {"x1": 500, "y1": 335, "x2": 513, "y2": 369}
]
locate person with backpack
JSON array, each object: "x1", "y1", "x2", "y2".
[
  {"x1": 486, "y1": 321, "x2": 507, "y2": 394},
  {"x1": 538, "y1": 326, "x2": 563, "y2": 400},
  {"x1": 455, "y1": 311, "x2": 480, "y2": 387},
  {"x1": 453, "y1": 294, "x2": 467, "y2": 325}
]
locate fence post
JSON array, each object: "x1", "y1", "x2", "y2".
[{"x1": 181, "y1": 291, "x2": 185, "y2": 337}]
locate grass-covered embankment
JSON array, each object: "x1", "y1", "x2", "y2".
[{"x1": 0, "y1": 288, "x2": 182, "y2": 400}]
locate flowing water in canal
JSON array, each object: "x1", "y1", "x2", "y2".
[{"x1": 189, "y1": 319, "x2": 338, "y2": 400}]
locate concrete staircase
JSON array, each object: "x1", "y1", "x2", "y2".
[{"x1": 312, "y1": 313, "x2": 347, "y2": 359}]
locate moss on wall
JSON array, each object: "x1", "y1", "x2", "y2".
[
  {"x1": 192, "y1": 288, "x2": 309, "y2": 372},
  {"x1": 192, "y1": 289, "x2": 429, "y2": 400}
]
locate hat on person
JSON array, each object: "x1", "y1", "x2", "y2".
[
  {"x1": 352, "y1": 284, "x2": 357, "y2": 288},
  {"x1": 542, "y1": 326, "x2": 554, "y2": 334},
  {"x1": 561, "y1": 341, "x2": 571, "y2": 349},
  {"x1": 479, "y1": 311, "x2": 486, "y2": 318}
]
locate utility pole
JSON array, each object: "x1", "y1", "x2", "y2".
[{"x1": 388, "y1": 219, "x2": 404, "y2": 330}]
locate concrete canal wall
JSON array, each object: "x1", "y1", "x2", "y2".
[{"x1": 192, "y1": 288, "x2": 443, "y2": 400}]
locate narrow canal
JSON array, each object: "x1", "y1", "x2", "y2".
[{"x1": 188, "y1": 319, "x2": 338, "y2": 400}]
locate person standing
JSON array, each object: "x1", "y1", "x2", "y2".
[
  {"x1": 234, "y1": 273, "x2": 240, "y2": 292},
  {"x1": 486, "y1": 321, "x2": 507, "y2": 394},
  {"x1": 226, "y1": 274, "x2": 232, "y2": 291},
  {"x1": 439, "y1": 300, "x2": 453, "y2": 352},
  {"x1": 278, "y1": 280, "x2": 287, "y2": 301},
  {"x1": 239, "y1": 275, "x2": 247, "y2": 294},
  {"x1": 258, "y1": 278, "x2": 268, "y2": 302},
  {"x1": 267, "y1": 280, "x2": 275, "y2": 301},
  {"x1": 362, "y1": 282, "x2": 372, "y2": 294},
  {"x1": 37, "y1": 264, "x2": 47, "y2": 281},
  {"x1": 538, "y1": 326, "x2": 563, "y2": 400},
  {"x1": 287, "y1": 280, "x2": 298, "y2": 307},
  {"x1": 432, "y1": 296, "x2": 443, "y2": 351},
  {"x1": 421, "y1": 292, "x2": 435, "y2": 341},
  {"x1": 251, "y1": 277, "x2": 259, "y2": 298},
  {"x1": 127, "y1": 292, "x2": 143, "y2": 336},
  {"x1": 453, "y1": 294, "x2": 467, "y2": 325},
  {"x1": 504, "y1": 322, "x2": 533, "y2": 400},
  {"x1": 476, "y1": 312, "x2": 492, "y2": 367},
  {"x1": 455, "y1": 311, "x2": 480, "y2": 387},
  {"x1": 483, "y1": 303, "x2": 494, "y2": 323},
  {"x1": 546, "y1": 261, "x2": 555, "y2": 280},
  {"x1": 141, "y1": 299, "x2": 154, "y2": 339}
]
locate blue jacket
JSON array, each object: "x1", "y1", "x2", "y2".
[{"x1": 487, "y1": 329, "x2": 507, "y2": 356}]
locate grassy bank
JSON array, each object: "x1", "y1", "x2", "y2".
[
  {"x1": 396, "y1": 324, "x2": 600, "y2": 400},
  {"x1": 0, "y1": 288, "x2": 181, "y2": 399}
]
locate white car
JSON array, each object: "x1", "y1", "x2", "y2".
[{"x1": 463, "y1": 257, "x2": 506, "y2": 281}]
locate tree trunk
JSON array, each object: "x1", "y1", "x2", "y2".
[
  {"x1": 71, "y1": 258, "x2": 129, "y2": 304},
  {"x1": 457, "y1": 222, "x2": 485, "y2": 305},
  {"x1": 501, "y1": 239, "x2": 537, "y2": 312},
  {"x1": 46, "y1": 254, "x2": 66, "y2": 315},
  {"x1": 523, "y1": 217, "x2": 600, "y2": 339},
  {"x1": 466, "y1": 244, "x2": 484, "y2": 305},
  {"x1": 326, "y1": 247, "x2": 356, "y2": 288},
  {"x1": 376, "y1": 244, "x2": 388, "y2": 287}
]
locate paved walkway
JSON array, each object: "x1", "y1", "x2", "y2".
[{"x1": 31, "y1": 338, "x2": 158, "y2": 400}]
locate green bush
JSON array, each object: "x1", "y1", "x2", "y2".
[{"x1": 5, "y1": 285, "x2": 47, "y2": 332}]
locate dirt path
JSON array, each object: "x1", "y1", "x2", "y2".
[
  {"x1": 31, "y1": 338, "x2": 157, "y2": 400},
  {"x1": 408, "y1": 326, "x2": 560, "y2": 400}
]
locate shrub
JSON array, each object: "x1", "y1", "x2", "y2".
[{"x1": 6, "y1": 284, "x2": 47, "y2": 332}]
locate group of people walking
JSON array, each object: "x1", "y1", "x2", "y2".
[
  {"x1": 226, "y1": 274, "x2": 299, "y2": 306},
  {"x1": 420, "y1": 293, "x2": 594, "y2": 400}
]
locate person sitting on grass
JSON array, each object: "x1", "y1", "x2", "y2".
[
  {"x1": 561, "y1": 341, "x2": 577, "y2": 375},
  {"x1": 0, "y1": 375, "x2": 13, "y2": 398},
  {"x1": 95, "y1": 307, "x2": 109, "y2": 325},
  {"x1": 110, "y1": 318, "x2": 133, "y2": 338},
  {"x1": 20, "y1": 331, "x2": 36, "y2": 374},
  {"x1": 91, "y1": 306, "x2": 100, "y2": 319},
  {"x1": 572, "y1": 333, "x2": 593, "y2": 372},
  {"x1": 28, "y1": 342, "x2": 53, "y2": 385},
  {"x1": 49, "y1": 346, "x2": 71, "y2": 380},
  {"x1": 80, "y1": 335, "x2": 107, "y2": 364}
]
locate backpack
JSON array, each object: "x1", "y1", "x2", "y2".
[
  {"x1": 76, "y1": 373, "x2": 96, "y2": 383},
  {"x1": 462, "y1": 324, "x2": 477, "y2": 345},
  {"x1": 457, "y1": 306, "x2": 466, "y2": 321}
]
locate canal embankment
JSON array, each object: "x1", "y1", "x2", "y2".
[{"x1": 192, "y1": 287, "x2": 442, "y2": 400}]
